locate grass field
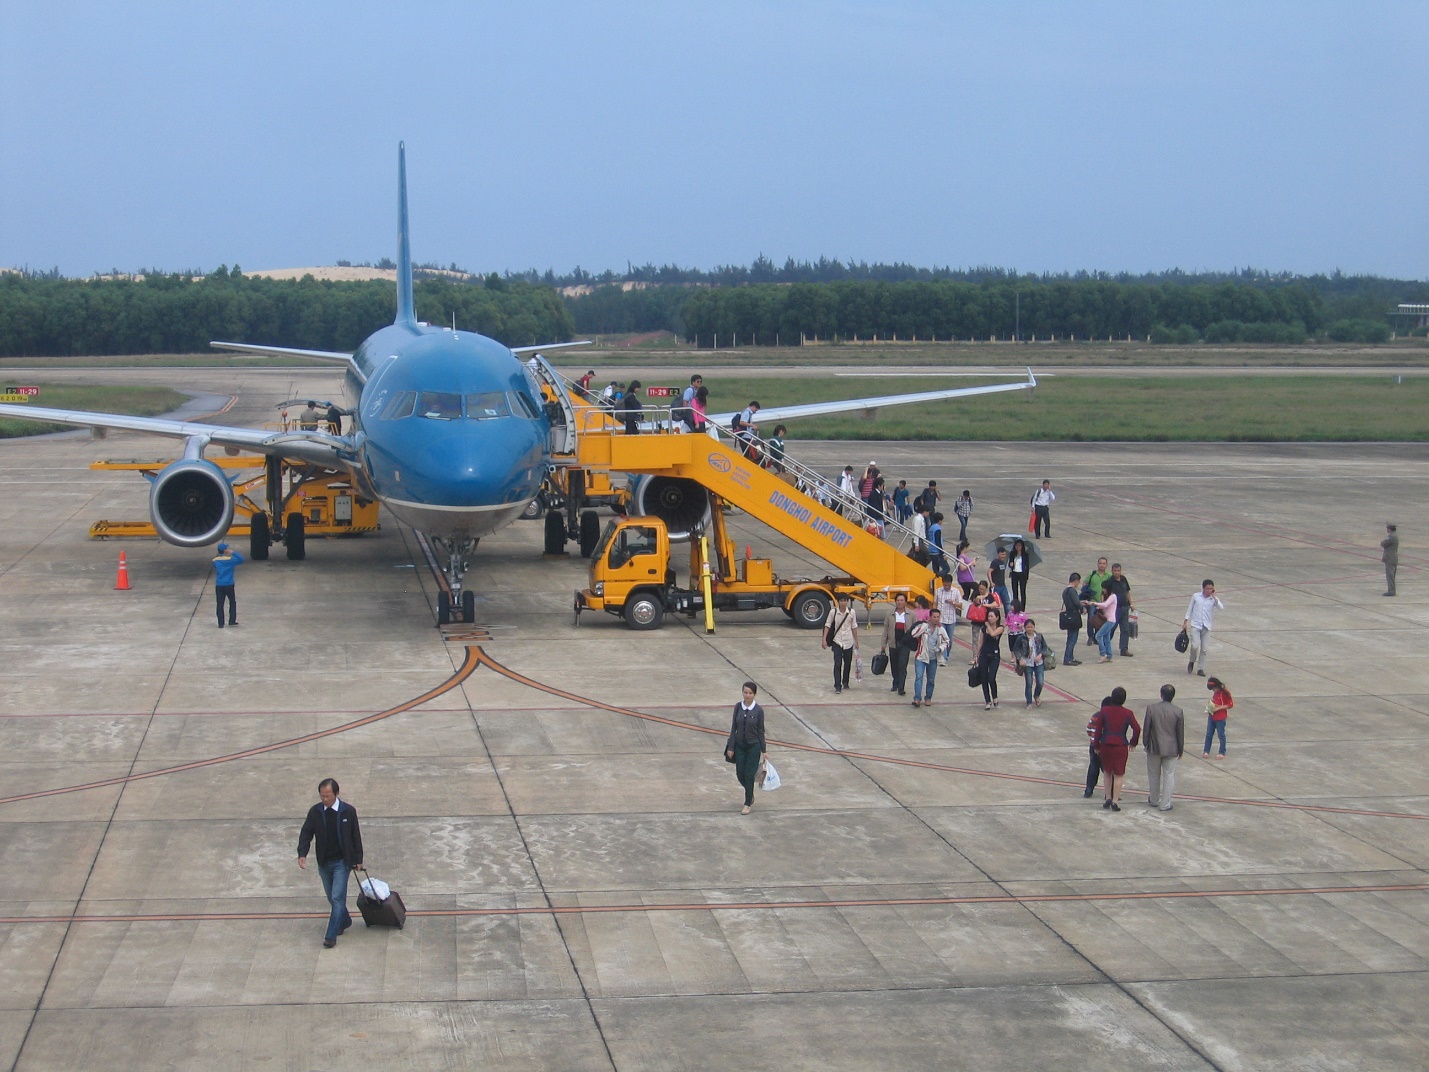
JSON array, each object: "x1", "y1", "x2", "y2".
[
  {"x1": 0, "y1": 384, "x2": 188, "y2": 438},
  {"x1": 690, "y1": 374, "x2": 1429, "y2": 441}
]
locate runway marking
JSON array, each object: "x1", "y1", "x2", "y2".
[
  {"x1": 0, "y1": 648, "x2": 479, "y2": 806},
  {"x1": 472, "y1": 648, "x2": 1429, "y2": 822},
  {"x1": 0, "y1": 881, "x2": 1421, "y2": 926}
]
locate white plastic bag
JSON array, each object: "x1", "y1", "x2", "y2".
[
  {"x1": 760, "y1": 760, "x2": 781, "y2": 791},
  {"x1": 359, "y1": 875, "x2": 391, "y2": 901}
]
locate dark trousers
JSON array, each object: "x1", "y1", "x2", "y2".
[
  {"x1": 216, "y1": 584, "x2": 237, "y2": 626},
  {"x1": 734, "y1": 744, "x2": 763, "y2": 806},
  {"x1": 979, "y1": 651, "x2": 1000, "y2": 702},
  {"x1": 832, "y1": 643, "x2": 853, "y2": 689},
  {"x1": 1064, "y1": 627, "x2": 1079, "y2": 663},
  {"x1": 1110, "y1": 606, "x2": 1131, "y2": 654},
  {"x1": 1085, "y1": 742, "x2": 1102, "y2": 794},
  {"x1": 890, "y1": 645, "x2": 910, "y2": 692},
  {"x1": 956, "y1": 514, "x2": 969, "y2": 542},
  {"x1": 1034, "y1": 505, "x2": 1051, "y2": 537},
  {"x1": 1009, "y1": 571, "x2": 1028, "y2": 609}
]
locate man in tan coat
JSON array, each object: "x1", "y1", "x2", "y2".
[{"x1": 1142, "y1": 684, "x2": 1184, "y2": 811}]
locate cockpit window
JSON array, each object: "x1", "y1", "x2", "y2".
[
  {"x1": 465, "y1": 391, "x2": 512, "y2": 420},
  {"x1": 418, "y1": 391, "x2": 462, "y2": 420},
  {"x1": 378, "y1": 390, "x2": 416, "y2": 420},
  {"x1": 509, "y1": 391, "x2": 543, "y2": 419}
]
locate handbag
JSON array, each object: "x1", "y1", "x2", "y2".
[
  {"x1": 967, "y1": 603, "x2": 988, "y2": 623},
  {"x1": 967, "y1": 664, "x2": 983, "y2": 688},
  {"x1": 871, "y1": 651, "x2": 889, "y2": 676},
  {"x1": 898, "y1": 627, "x2": 921, "y2": 653},
  {"x1": 1174, "y1": 627, "x2": 1190, "y2": 653},
  {"x1": 1045, "y1": 650, "x2": 1057, "y2": 670},
  {"x1": 1089, "y1": 610, "x2": 1107, "y2": 631},
  {"x1": 1127, "y1": 609, "x2": 1139, "y2": 639},
  {"x1": 1027, "y1": 510, "x2": 1036, "y2": 531}
]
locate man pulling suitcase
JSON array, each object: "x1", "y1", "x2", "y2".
[{"x1": 296, "y1": 777, "x2": 363, "y2": 948}]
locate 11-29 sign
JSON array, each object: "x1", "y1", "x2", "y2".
[{"x1": 0, "y1": 386, "x2": 39, "y2": 403}]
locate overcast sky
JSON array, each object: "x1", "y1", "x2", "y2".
[{"x1": 2, "y1": 2, "x2": 1424, "y2": 279}]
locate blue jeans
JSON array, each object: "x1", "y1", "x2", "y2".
[
  {"x1": 940, "y1": 623, "x2": 955, "y2": 662},
  {"x1": 913, "y1": 658, "x2": 938, "y2": 702},
  {"x1": 956, "y1": 515, "x2": 969, "y2": 541},
  {"x1": 1095, "y1": 620, "x2": 1115, "y2": 657},
  {"x1": 994, "y1": 585, "x2": 1010, "y2": 610},
  {"x1": 1203, "y1": 717, "x2": 1227, "y2": 755},
  {"x1": 318, "y1": 860, "x2": 353, "y2": 941},
  {"x1": 1064, "y1": 628, "x2": 1079, "y2": 663},
  {"x1": 1023, "y1": 662, "x2": 1045, "y2": 703}
]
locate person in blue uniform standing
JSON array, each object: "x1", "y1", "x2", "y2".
[{"x1": 212, "y1": 541, "x2": 244, "y2": 628}]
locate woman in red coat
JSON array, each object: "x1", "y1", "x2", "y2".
[{"x1": 1090, "y1": 686, "x2": 1140, "y2": 812}]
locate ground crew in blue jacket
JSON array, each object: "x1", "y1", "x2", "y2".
[{"x1": 212, "y1": 542, "x2": 244, "y2": 627}]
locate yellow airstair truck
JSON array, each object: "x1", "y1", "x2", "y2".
[{"x1": 568, "y1": 414, "x2": 939, "y2": 630}]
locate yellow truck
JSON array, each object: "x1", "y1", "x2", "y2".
[{"x1": 576, "y1": 500, "x2": 889, "y2": 631}]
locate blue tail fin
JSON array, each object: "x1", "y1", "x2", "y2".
[{"x1": 395, "y1": 142, "x2": 416, "y2": 328}]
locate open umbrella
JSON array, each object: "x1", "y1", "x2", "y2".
[{"x1": 984, "y1": 534, "x2": 1043, "y2": 569}]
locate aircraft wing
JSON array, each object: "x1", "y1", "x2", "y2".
[
  {"x1": 706, "y1": 370, "x2": 1037, "y2": 425},
  {"x1": 210, "y1": 341, "x2": 354, "y2": 362},
  {"x1": 511, "y1": 340, "x2": 592, "y2": 354},
  {"x1": 0, "y1": 403, "x2": 350, "y2": 468}
]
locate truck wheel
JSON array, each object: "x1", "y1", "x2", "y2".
[
  {"x1": 285, "y1": 513, "x2": 306, "y2": 561},
  {"x1": 543, "y1": 510, "x2": 567, "y2": 554},
  {"x1": 790, "y1": 590, "x2": 830, "y2": 629},
  {"x1": 461, "y1": 590, "x2": 475, "y2": 623},
  {"x1": 579, "y1": 510, "x2": 601, "y2": 558},
  {"x1": 437, "y1": 591, "x2": 451, "y2": 626},
  {"x1": 249, "y1": 512, "x2": 270, "y2": 561},
  {"x1": 623, "y1": 591, "x2": 665, "y2": 630},
  {"x1": 521, "y1": 494, "x2": 545, "y2": 521}
]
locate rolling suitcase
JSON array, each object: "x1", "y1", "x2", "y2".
[{"x1": 354, "y1": 867, "x2": 406, "y2": 929}]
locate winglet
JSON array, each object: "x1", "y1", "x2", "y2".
[
  {"x1": 1027, "y1": 366, "x2": 1037, "y2": 388},
  {"x1": 395, "y1": 142, "x2": 416, "y2": 328}
]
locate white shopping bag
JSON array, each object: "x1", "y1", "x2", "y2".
[
  {"x1": 359, "y1": 875, "x2": 391, "y2": 901},
  {"x1": 760, "y1": 760, "x2": 782, "y2": 791}
]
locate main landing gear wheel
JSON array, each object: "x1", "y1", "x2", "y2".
[
  {"x1": 461, "y1": 590, "x2": 475, "y2": 623},
  {"x1": 437, "y1": 591, "x2": 452, "y2": 626},
  {"x1": 790, "y1": 590, "x2": 830, "y2": 629},
  {"x1": 543, "y1": 510, "x2": 567, "y2": 555},
  {"x1": 623, "y1": 591, "x2": 665, "y2": 630},
  {"x1": 579, "y1": 509, "x2": 601, "y2": 558},
  {"x1": 249, "y1": 512, "x2": 270, "y2": 561},
  {"x1": 285, "y1": 513, "x2": 306, "y2": 560}
]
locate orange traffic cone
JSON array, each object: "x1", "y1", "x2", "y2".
[{"x1": 115, "y1": 551, "x2": 131, "y2": 591}]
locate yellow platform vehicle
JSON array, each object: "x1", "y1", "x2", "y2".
[{"x1": 576, "y1": 505, "x2": 874, "y2": 630}]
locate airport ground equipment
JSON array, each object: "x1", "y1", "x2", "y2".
[
  {"x1": 87, "y1": 454, "x2": 380, "y2": 562},
  {"x1": 571, "y1": 417, "x2": 939, "y2": 630}
]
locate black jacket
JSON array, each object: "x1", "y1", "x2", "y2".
[
  {"x1": 1061, "y1": 585, "x2": 1083, "y2": 627},
  {"x1": 726, "y1": 703, "x2": 766, "y2": 753},
  {"x1": 297, "y1": 801, "x2": 363, "y2": 867}
]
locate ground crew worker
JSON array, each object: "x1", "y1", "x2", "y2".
[{"x1": 212, "y1": 541, "x2": 244, "y2": 628}]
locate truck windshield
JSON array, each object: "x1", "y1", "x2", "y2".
[{"x1": 591, "y1": 520, "x2": 620, "y2": 564}]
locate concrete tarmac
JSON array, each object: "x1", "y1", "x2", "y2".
[{"x1": 0, "y1": 368, "x2": 1426, "y2": 1071}]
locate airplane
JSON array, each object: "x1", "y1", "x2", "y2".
[{"x1": 0, "y1": 145, "x2": 1036, "y2": 622}]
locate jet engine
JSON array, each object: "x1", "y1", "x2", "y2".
[
  {"x1": 149, "y1": 458, "x2": 235, "y2": 547},
  {"x1": 629, "y1": 475, "x2": 711, "y2": 542}
]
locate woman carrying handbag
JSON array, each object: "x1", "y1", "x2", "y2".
[{"x1": 725, "y1": 682, "x2": 767, "y2": 815}]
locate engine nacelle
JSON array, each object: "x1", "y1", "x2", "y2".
[
  {"x1": 629, "y1": 475, "x2": 711, "y2": 543},
  {"x1": 149, "y1": 458, "x2": 235, "y2": 547}
]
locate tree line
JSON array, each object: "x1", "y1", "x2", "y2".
[
  {"x1": 573, "y1": 278, "x2": 1414, "y2": 345},
  {"x1": 0, "y1": 269, "x2": 575, "y2": 357}
]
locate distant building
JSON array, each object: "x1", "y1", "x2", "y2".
[{"x1": 1397, "y1": 304, "x2": 1429, "y2": 329}]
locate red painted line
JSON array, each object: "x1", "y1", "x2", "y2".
[
  {"x1": 0, "y1": 648, "x2": 480, "y2": 806},
  {"x1": 2, "y1": 881, "x2": 1421, "y2": 927},
  {"x1": 473, "y1": 649, "x2": 1429, "y2": 822}
]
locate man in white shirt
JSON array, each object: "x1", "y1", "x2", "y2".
[
  {"x1": 932, "y1": 574, "x2": 963, "y2": 665},
  {"x1": 1182, "y1": 579, "x2": 1225, "y2": 676},
  {"x1": 1031, "y1": 480, "x2": 1056, "y2": 538}
]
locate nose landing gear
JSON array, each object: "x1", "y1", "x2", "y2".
[{"x1": 431, "y1": 535, "x2": 479, "y2": 625}]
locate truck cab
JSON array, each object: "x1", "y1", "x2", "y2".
[{"x1": 580, "y1": 516, "x2": 684, "y2": 628}]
